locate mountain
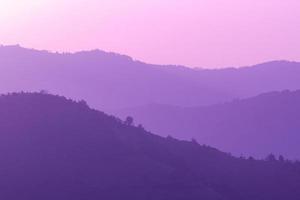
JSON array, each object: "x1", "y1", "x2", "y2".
[
  {"x1": 164, "y1": 60, "x2": 300, "y2": 98},
  {"x1": 0, "y1": 92, "x2": 300, "y2": 199},
  {"x1": 114, "y1": 90, "x2": 300, "y2": 159},
  {"x1": 1, "y1": 45, "x2": 300, "y2": 111},
  {"x1": 0, "y1": 45, "x2": 230, "y2": 110}
]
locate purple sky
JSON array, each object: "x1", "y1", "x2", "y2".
[{"x1": 1, "y1": 0, "x2": 300, "y2": 68}]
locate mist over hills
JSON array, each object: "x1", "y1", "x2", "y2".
[
  {"x1": 1, "y1": 45, "x2": 300, "y2": 111},
  {"x1": 114, "y1": 90, "x2": 300, "y2": 159},
  {"x1": 0, "y1": 45, "x2": 229, "y2": 110},
  {"x1": 1, "y1": 45, "x2": 300, "y2": 159},
  {"x1": 0, "y1": 92, "x2": 300, "y2": 200}
]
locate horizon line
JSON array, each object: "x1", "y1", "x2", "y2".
[{"x1": 1, "y1": 43, "x2": 298, "y2": 70}]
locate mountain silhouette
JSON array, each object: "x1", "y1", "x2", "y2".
[
  {"x1": 0, "y1": 92, "x2": 300, "y2": 199},
  {"x1": 0, "y1": 45, "x2": 230, "y2": 110},
  {"x1": 114, "y1": 90, "x2": 300, "y2": 159},
  {"x1": 1, "y1": 45, "x2": 300, "y2": 111}
]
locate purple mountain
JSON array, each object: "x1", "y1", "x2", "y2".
[
  {"x1": 114, "y1": 90, "x2": 300, "y2": 159},
  {"x1": 1, "y1": 45, "x2": 300, "y2": 111},
  {"x1": 0, "y1": 92, "x2": 300, "y2": 200},
  {"x1": 0, "y1": 45, "x2": 229, "y2": 110}
]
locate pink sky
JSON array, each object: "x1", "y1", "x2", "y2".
[{"x1": 0, "y1": 0, "x2": 300, "y2": 68}]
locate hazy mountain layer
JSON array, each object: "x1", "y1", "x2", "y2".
[
  {"x1": 1, "y1": 45, "x2": 300, "y2": 111},
  {"x1": 114, "y1": 90, "x2": 300, "y2": 159}
]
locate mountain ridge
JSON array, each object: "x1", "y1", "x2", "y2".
[
  {"x1": 1, "y1": 44, "x2": 298, "y2": 70},
  {"x1": 0, "y1": 92, "x2": 300, "y2": 199},
  {"x1": 1, "y1": 44, "x2": 300, "y2": 110},
  {"x1": 114, "y1": 90, "x2": 300, "y2": 159}
]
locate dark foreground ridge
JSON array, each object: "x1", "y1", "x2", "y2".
[{"x1": 0, "y1": 92, "x2": 300, "y2": 200}]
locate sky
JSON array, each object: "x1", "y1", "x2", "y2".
[{"x1": 0, "y1": 0, "x2": 299, "y2": 68}]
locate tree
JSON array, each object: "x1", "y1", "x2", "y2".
[
  {"x1": 78, "y1": 100, "x2": 88, "y2": 107},
  {"x1": 279, "y1": 155, "x2": 285, "y2": 162},
  {"x1": 124, "y1": 116, "x2": 134, "y2": 126},
  {"x1": 40, "y1": 89, "x2": 49, "y2": 94},
  {"x1": 248, "y1": 156, "x2": 254, "y2": 161},
  {"x1": 166, "y1": 135, "x2": 174, "y2": 140},
  {"x1": 138, "y1": 124, "x2": 145, "y2": 130},
  {"x1": 266, "y1": 154, "x2": 277, "y2": 162},
  {"x1": 191, "y1": 138, "x2": 199, "y2": 145}
]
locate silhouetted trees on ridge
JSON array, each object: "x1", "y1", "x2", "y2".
[{"x1": 115, "y1": 90, "x2": 300, "y2": 159}]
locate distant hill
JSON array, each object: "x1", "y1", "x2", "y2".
[
  {"x1": 114, "y1": 90, "x2": 300, "y2": 159},
  {"x1": 1, "y1": 45, "x2": 300, "y2": 111},
  {"x1": 0, "y1": 92, "x2": 300, "y2": 199},
  {"x1": 0, "y1": 45, "x2": 230, "y2": 110}
]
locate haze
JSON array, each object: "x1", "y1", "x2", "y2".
[{"x1": 1, "y1": 0, "x2": 300, "y2": 68}]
